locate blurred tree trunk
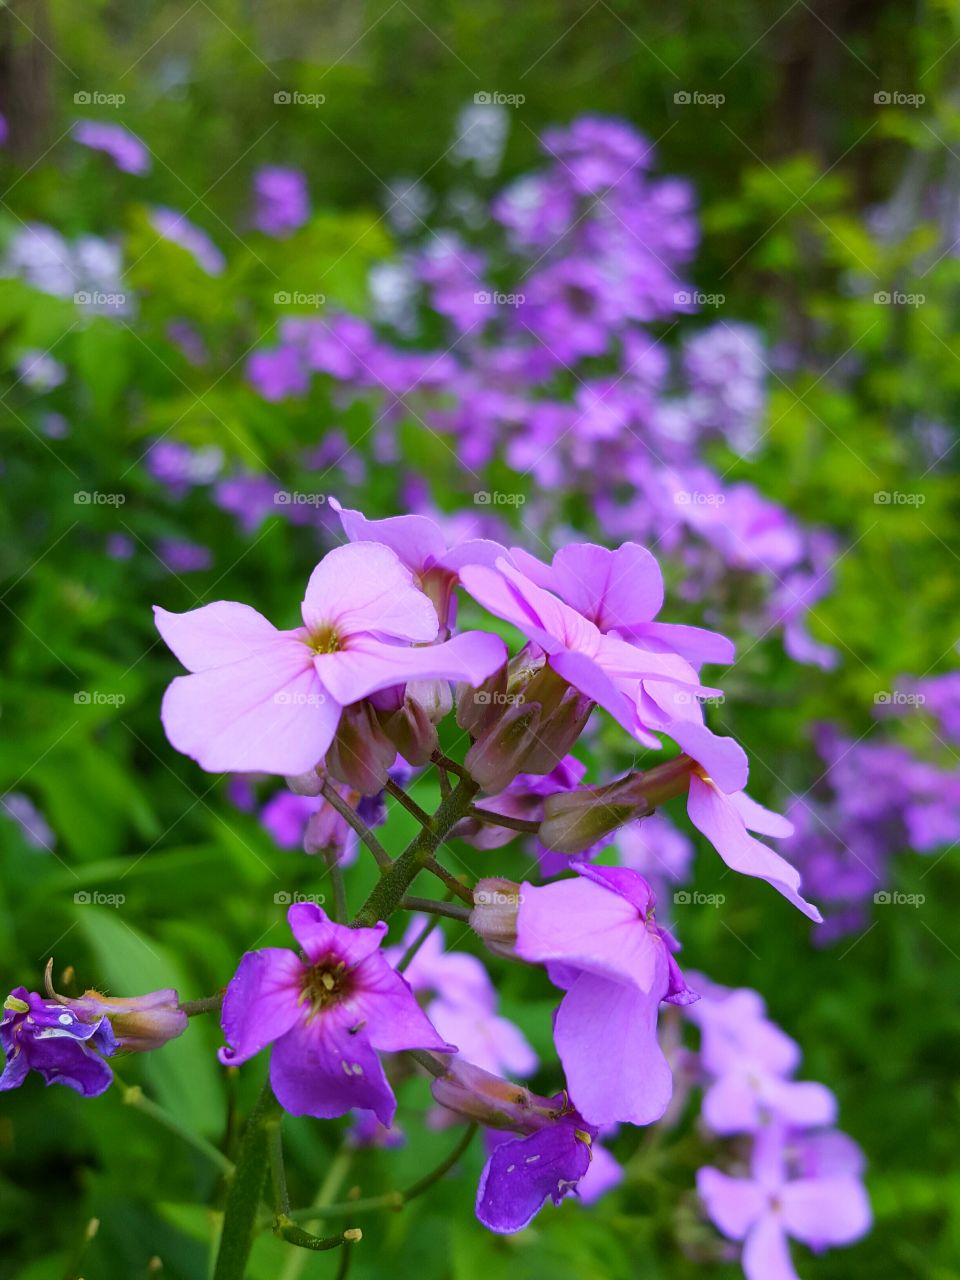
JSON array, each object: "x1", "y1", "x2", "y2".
[{"x1": 0, "y1": 0, "x2": 55, "y2": 161}]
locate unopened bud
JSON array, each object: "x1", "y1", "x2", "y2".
[
  {"x1": 285, "y1": 767, "x2": 325, "y2": 797},
  {"x1": 381, "y1": 696, "x2": 439, "y2": 766},
  {"x1": 431, "y1": 1059, "x2": 561, "y2": 1132},
  {"x1": 464, "y1": 700, "x2": 542, "y2": 793},
  {"x1": 539, "y1": 775, "x2": 653, "y2": 854},
  {"x1": 470, "y1": 877, "x2": 521, "y2": 945},
  {"x1": 326, "y1": 703, "x2": 396, "y2": 795},
  {"x1": 65, "y1": 987, "x2": 187, "y2": 1051},
  {"x1": 406, "y1": 678, "x2": 454, "y2": 724},
  {"x1": 456, "y1": 664, "x2": 508, "y2": 735},
  {"x1": 520, "y1": 687, "x2": 593, "y2": 774}
]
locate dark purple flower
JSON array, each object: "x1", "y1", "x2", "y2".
[
  {"x1": 476, "y1": 1113, "x2": 596, "y2": 1233},
  {"x1": 219, "y1": 904, "x2": 454, "y2": 1123},
  {"x1": 1, "y1": 988, "x2": 116, "y2": 1096}
]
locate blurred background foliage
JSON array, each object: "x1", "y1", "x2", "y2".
[{"x1": 0, "y1": 1, "x2": 958, "y2": 1278}]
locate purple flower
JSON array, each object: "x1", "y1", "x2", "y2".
[
  {"x1": 516, "y1": 865, "x2": 695, "y2": 1126},
  {"x1": 149, "y1": 208, "x2": 225, "y2": 275},
  {"x1": 73, "y1": 121, "x2": 150, "y2": 174},
  {"x1": 246, "y1": 347, "x2": 309, "y2": 401},
  {"x1": 252, "y1": 166, "x2": 309, "y2": 237},
  {"x1": 476, "y1": 1113, "x2": 597, "y2": 1233},
  {"x1": 2, "y1": 792, "x2": 55, "y2": 851},
  {"x1": 155, "y1": 540, "x2": 506, "y2": 775},
  {"x1": 698, "y1": 1126, "x2": 871, "y2": 1280},
  {"x1": 156, "y1": 538, "x2": 213, "y2": 574},
  {"x1": 219, "y1": 904, "x2": 454, "y2": 1122},
  {"x1": 1, "y1": 988, "x2": 116, "y2": 1096}
]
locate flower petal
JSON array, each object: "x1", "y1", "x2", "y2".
[
  {"x1": 316, "y1": 631, "x2": 507, "y2": 705},
  {"x1": 270, "y1": 1015, "x2": 397, "y2": 1124},
  {"x1": 154, "y1": 602, "x2": 284, "y2": 672},
  {"x1": 287, "y1": 903, "x2": 386, "y2": 967},
  {"x1": 219, "y1": 948, "x2": 303, "y2": 1066},
  {"x1": 780, "y1": 1175, "x2": 872, "y2": 1248},
  {"x1": 350, "y1": 953, "x2": 455, "y2": 1054},
  {"x1": 301, "y1": 542, "x2": 438, "y2": 642},
  {"x1": 742, "y1": 1215, "x2": 800, "y2": 1280},
  {"x1": 697, "y1": 1167, "x2": 764, "y2": 1240},
  {"x1": 552, "y1": 541, "x2": 664, "y2": 629}
]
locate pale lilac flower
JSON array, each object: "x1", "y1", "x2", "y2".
[
  {"x1": 252, "y1": 166, "x2": 309, "y2": 237},
  {"x1": 219, "y1": 904, "x2": 453, "y2": 1122},
  {"x1": 698, "y1": 1125, "x2": 871, "y2": 1280},
  {"x1": 516, "y1": 865, "x2": 695, "y2": 1126},
  {"x1": 73, "y1": 121, "x2": 150, "y2": 174},
  {"x1": 149, "y1": 208, "x2": 225, "y2": 275},
  {"x1": 156, "y1": 541, "x2": 506, "y2": 775}
]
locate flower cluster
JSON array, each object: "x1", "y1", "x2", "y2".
[{"x1": 690, "y1": 976, "x2": 871, "y2": 1279}]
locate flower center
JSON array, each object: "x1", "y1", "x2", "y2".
[
  {"x1": 299, "y1": 954, "x2": 350, "y2": 1019},
  {"x1": 309, "y1": 625, "x2": 342, "y2": 655}
]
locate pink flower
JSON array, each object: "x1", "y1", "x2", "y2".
[{"x1": 155, "y1": 541, "x2": 506, "y2": 775}]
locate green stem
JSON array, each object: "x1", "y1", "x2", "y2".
[
  {"x1": 320, "y1": 779, "x2": 391, "y2": 868},
  {"x1": 113, "y1": 1075, "x2": 233, "y2": 1176},
  {"x1": 266, "y1": 1108, "x2": 359, "y2": 1256},
  {"x1": 284, "y1": 1124, "x2": 478, "y2": 1221},
  {"x1": 467, "y1": 806, "x2": 540, "y2": 834},
  {"x1": 424, "y1": 857, "x2": 475, "y2": 904},
  {"x1": 213, "y1": 1083, "x2": 277, "y2": 1280},
  {"x1": 395, "y1": 911, "x2": 443, "y2": 973},
  {"x1": 385, "y1": 777, "x2": 433, "y2": 826},
  {"x1": 400, "y1": 895, "x2": 472, "y2": 922},
  {"x1": 279, "y1": 1149, "x2": 354, "y2": 1280},
  {"x1": 352, "y1": 777, "x2": 479, "y2": 927},
  {"x1": 180, "y1": 993, "x2": 224, "y2": 1017},
  {"x1": 325, "y1": 852, "x2": 348, "y2": 923}
]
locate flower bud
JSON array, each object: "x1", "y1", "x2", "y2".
[
  {"x1": 456, "y1": 664, "x2": 509, "y2": 736},
  {"x1": 520, "y1": 687, "x2": 593, "y2": 774},
  {"x1": 464, "y1": 700, "x2": 542, "y2": 793},
  {"x1": 431, "y1": 1059, "x2": 562, "y2": 1132},
  {"x1": 470, "y1": 877, "x2": 521, "y2": 946},
  {"x1": 326, "y1": 703, "x2": 397, "y2": 795},
  {"x1": 406, "y1": 678, "x2": 454, "y2": 724},
  {"x1": 380, "y1": 696, "x2": 439, "y2": 767},
  {"x1": 61, "y1": 988, "x2": 187, "y2": 1052},
  {"x1": 539, "y1": 776, "x2": 652, "y2": 853},
  {"x1": 285, "y1": 767, "x2": 325, "y2": 797}
]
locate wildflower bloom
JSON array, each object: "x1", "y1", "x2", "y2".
[
  {"x1": 1, "y1": 988, "x2": 117, "y2": 1096},
  {"x1": 459, "y1": 549, "x2": 713, "y2": 747},
  {"x1": 73, "y1": 121, "x2": 150, "y2": 174},
  {"x1": 476, "y1": 1112, "x2": 597, "y2": 1233},
  {"x1": 219, "y1": 904, "x2": 455, "y2": 1123},
  {"x1": 515, "y1": 865, "x2": 696, "y2": 1126},
  {"x1": 698, "y1": 1125, "x2": 871, "y2": 1280},
  {"x1": 252, "y1": 165, "x2": 309, "y2": 237},
  {"x1": 155, "y1": 541, "x2": 506, "y2": 775}
]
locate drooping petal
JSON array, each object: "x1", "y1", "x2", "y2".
[
  {"x1": 697, "y1": 1167, "x2": 765, "y2": 1240},
  {"x1": 517, "y1": 876, "x2": 659, "y2": 990},
  {"x1": 350, "y1": 953, "x2": 456, "y2": 1054},
  {"x1": 687, "y1": 777, "x2": 821, "y2": 922},
  {"x1": 728, "y1": 790, "x2": 794, "y2": 838},
  {"x1": 316, "y1": 631, "x2": 507, "y2": 706},
  {"x1": 160, "y1": 641, "x2": 339, "y2": 774},
  {"x1": 548, "y1": 648, "x2": 643, "y2": 739},
  {"x1": 270, "y1": 1015, "x2": 397, "y2": 1124},
  {"x1": 555, "y1": 972, "x2": 672, "y2": 1126},
  {"x1": 627, "y1": 620, "x2": 735, "y2": 666},
  {"x1": 666, "y1": 720, "x2": 748, "y2": 794},
  {"x1": 332, "y1": 502, "x2": 447, "y2": 573},
  {"x1": 742, "y1": 1214, "x2": 800, "y2": 1280},
  {"x1": 475, "y1": 1121, "x2": 593, "y2": 1234},
  {"x1": 30, "y1": 1038, "x2": 115, "y2": 1097},
  {"x1": 154, "y1": 602, "x2": 284, "y2": 672},
  {"x1": 780, "y1": 1175, "x2": 872, "y2": 1248},
  {"x1": 218, "y1": 948, "x2": 303, "y2": 1066},
  {"x1": 287, "y1": 903, "x2": 386, "y2": 967},
  {"x1": 459, "y1": 563, "x2": 569, "y2": 655},
  {"x1": 301, "y1": 542, "x2": 438, "y2": 642}
]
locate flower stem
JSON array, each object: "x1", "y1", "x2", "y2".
[
  {"x1": 352, "y1": 777, "x2": 479, "y2": 927},
  {"x1": 399, "y1": 895, "x2": 472, "y2": 922},
  {"x1": 212, "y1": 1082, "x2": 277, "y2": 1280},
  {"x1": 424, "y1": 857, "x2": 475, "y2": 904},
  {"x1": 180, "y1": 993, "x2": 224, "y2": 1018},
  {"x1": 384, "y1": 777, "x2": 432, "y2": 826},
  {"x1": 284, "y1": 1124, "x2": 478, "y2": 1221},
  {"x1": 112, "y1": 1074, "x2": 233, "y2": 1176},
  {"x1": 266, "y1": 1106, "x2": 360, "y2": 1255},
  {"x1": 467, "y1": 806, "x2": 540, "y2": 833},
  {"x1": 320, "y1": 778, "x2": 391, "y2": 868}
]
